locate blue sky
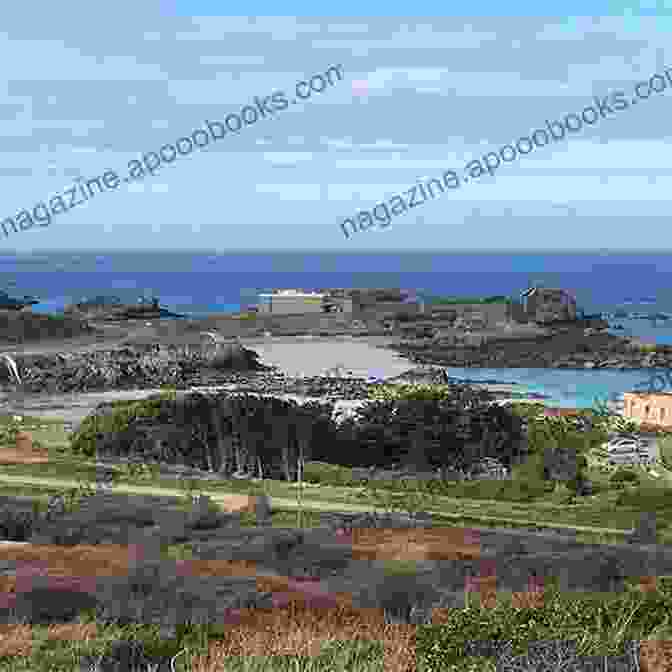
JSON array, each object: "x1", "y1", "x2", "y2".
[{"x1": 2, "y1": 2, "x2": 672, "y2": 251}]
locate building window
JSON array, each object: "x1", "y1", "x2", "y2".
[
  {"x1": 661, "y1": 408, "x2": 666, "y2": 422},
  {"x1": 645, "y1": 405, "x2": 651, "y2": 417}
]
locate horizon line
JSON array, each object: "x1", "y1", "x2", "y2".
[{"x1": 6, "y1": 248, "x2": 672, "y2": 255}]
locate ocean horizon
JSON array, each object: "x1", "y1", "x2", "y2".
[
  {"x1": 0, "y1": 249, "x2": 669, "y2": 409},
  {"x1": 6, "y1": 250, "x2": 672, "y2": 325}
]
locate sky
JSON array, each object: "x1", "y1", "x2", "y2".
[{"x1": 1, "y1": 1, "x2": 672, "y2": 251}]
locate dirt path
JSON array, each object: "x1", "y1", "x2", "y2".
[{"x1": 0, "y1": 473, "x2": 636, "y2": 538}]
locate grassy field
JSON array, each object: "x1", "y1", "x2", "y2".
[
  {"x1": 3, "y1": 415, "x2": 672, "y2": 670},
  {"x1": 2, "y1": 412, "x2": 672, "y2": 545},
  {"x1": 0, "y1": 456, "x2": 653, "y2": 539}
]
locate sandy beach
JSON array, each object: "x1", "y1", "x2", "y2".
[{"x1": 240, "y1": 337, "x2": 415, "y2": 380}]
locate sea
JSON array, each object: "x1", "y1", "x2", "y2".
[{"x1": 4, "y1": 249, "x2": 672, "y2": 410}]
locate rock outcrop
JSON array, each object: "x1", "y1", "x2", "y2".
[
  {"x1": 390, "y1": 325, "x2": 672, "y2": 370},
  {"x1": 0, "y1": 312, "x2": 94, "y2": 346},
  {"x1": 2, "y1": 344, "x2": 271, "y2": 393}
]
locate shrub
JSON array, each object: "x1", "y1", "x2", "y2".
[
  {"x1": 354, "y1": 572, "x2": 440, "y2": 625},
  {"x1": 337, "y1": 387, "x2": 527, "y2": 474},
  {"x1": 302, "y1": 461, "x2": 360, "y2": 487},
  {"x1": 609, "y1": 469, "x2": 641, "y2": 489},
  {"x1": 510, "y1": 451, "x2": 548, "y2": 482},
  {"x1": 0, "y1": 506, "x2": 36, "y2": 541},
  {"x1": 78, "y1": 638, "x2": 175, "y2": 672},
  {"x1": 0, "y1": 416, "x2": 23, "y2": 446},
  {"x1": 616, "y1": 486, "x2": 672, "y2": 510},
  {"x1": 70, "y1": 396, "x2": 167, "y2": 457},
  {"x1": 70, "y1": 392, "x2": 340, "y2": 481},
  {"x1": 436, "y1": 477, "x2": 549, "y2": 503}
]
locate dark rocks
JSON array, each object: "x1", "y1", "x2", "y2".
[
  {"x1": 389, "y1": 324, "x2": 672, "y2": 370},
  {"x1": 9, "y1": 344, "x2": 271, "y2": 395},
  {"x1": 3, "y1": 343, "x2": 390, "y2": 398},
  {"x1": 0, "y1": 312, "x2": 94, "y2": 348}
]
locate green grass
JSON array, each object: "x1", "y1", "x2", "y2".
[
  {"x1": 0, "y1": 414, "x2": 71, "y2": 453},
  {"x1": 2, "y1": 452, "x2": 668, "y2": 542},
  {"x1": 659, "y1": 435, "x2": 672, "y2": 471},
  {"x1": 4, "y1": 412, "x2": 672, "y2": 546}
]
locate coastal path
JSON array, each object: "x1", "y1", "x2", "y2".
[{"x1": 0, "y1": 473, "x2": 640, "y2": 540}]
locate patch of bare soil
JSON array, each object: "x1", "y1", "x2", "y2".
[
  {"x1": 338, "y1": 526, "x2": 482, "y2": 561},
  {"x1": 0, "y1": 443, "x2": 50, "y2": 465}
]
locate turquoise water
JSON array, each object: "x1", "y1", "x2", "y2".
[{"x1": 443, "y1": 367, "x2": 663, "y2": 409}]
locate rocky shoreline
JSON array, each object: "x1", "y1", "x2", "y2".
[
  {"x1": 0, "y1": 346, "x2": 392, "y2": 399},
  {"x1": 0, "y1": 344, "x2": 533, "y2": 407},
  {"x1": 387, "y1": 326, "x2": 672, "y2": 369}
]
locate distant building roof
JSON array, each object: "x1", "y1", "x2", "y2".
[{"x1": 258, "y1": 290, "x2": 324, "y2": 298}]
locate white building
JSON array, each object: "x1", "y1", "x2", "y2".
[{"x1": 257, "y1": 289, "x2": 326, "y2": 315}]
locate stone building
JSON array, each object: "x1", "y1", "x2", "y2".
[
  {"x1": 622, "y1": 391, "x2": 672, "y2": 428},
  {"x1": 256, "y1": 290, "x2": 326, "y2": 315},
  {"x1": 519, "y1": 287, "x2": 577, "y2": 323}
]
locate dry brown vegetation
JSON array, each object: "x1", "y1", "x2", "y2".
[
  {"x1": 1, "y1": 540, "x2": 671, "y2": 670},
  {"x1": 0, "y1": 432, "x2": 50, "y2": 465}
]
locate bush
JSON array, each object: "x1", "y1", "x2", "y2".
[
  {"x1": 616, "y1": 486, "x2": 672, "y2": 510},
  {"x1": 70, "y1": 396, "x2": 168, "y2": 457},
  {"x1": 442, "y1": 477, "x2": 549, "y2": 503},
  {"x1": 0, "y1": 506, "x2": 37, "y2": 541},
  {"x1": 354, "y1": 572, "x2": 440, "y2": 625},
  {"x1": 510, "y1": 451, "x2": 548, "y2": 482},
  {"x1": 610, "y1": 469, "x2": 641, "y2": 489},
  {"x1": 78, "y1": 638, "x2": 175, "y2": 672},
  {"x1": 302, "y1": 461, "x2": 361, "y2": 487},
  {"x1": 70, "y1": 392, "x2": 340, "y2": 480},
  {"x1": 337, "y1": 387, "x2": 527, "y2": 474},
  {"x1": 566, "y1": 475, "x2": 596, "y2": 496}
]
